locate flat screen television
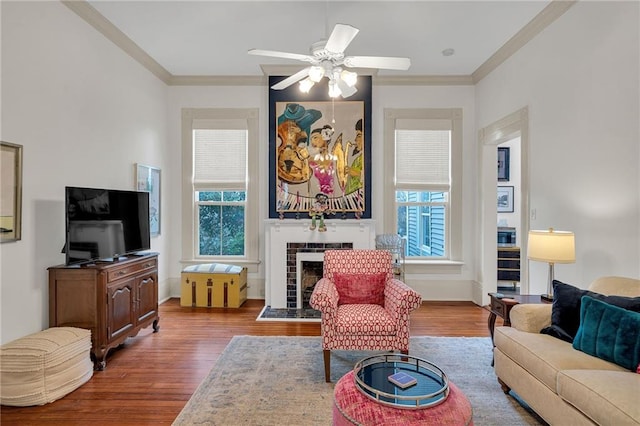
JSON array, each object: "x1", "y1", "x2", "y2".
[{"x1": 65, "y1": 186, "x2": 150, "y2": 265}]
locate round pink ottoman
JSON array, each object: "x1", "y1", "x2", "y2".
[{"x1": 333, "y1": 371, "x2": 473, "y2": 425}]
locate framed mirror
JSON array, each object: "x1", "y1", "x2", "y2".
[{"x1": 1, "y1": 142, "x2": 23, "y2": 243}]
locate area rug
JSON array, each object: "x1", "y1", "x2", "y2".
[{"x1": 173, "y1": 336, "x2": 545, "y2": 426}]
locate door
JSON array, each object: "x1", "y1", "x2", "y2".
[
  {"x1": 106, "y1": 278, "x2": 136, "y2": 341},
  {"x1": 136, "y1": 272, "x2": 158, "y2": 324}
]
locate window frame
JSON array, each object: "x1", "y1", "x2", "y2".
[
  {"x1": 383, "y1": 108, "x2": 463, "y2": 263},
  {"x1": 181, "y1": 108, "x2": 259, "y2": 268}
]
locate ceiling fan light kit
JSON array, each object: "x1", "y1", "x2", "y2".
[
  {"x1": 298, "y1": 78, "x2": 315, "y2": 93},
  {"x1": 309, "y1": 66, "x2": 325, "y2": 82},
  {"x1": 248, "y1": 23, "x2": 410, "y2": 99}
]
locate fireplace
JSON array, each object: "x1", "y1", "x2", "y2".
[
  {"x1": 300, "y1": 261, "x2": 322, "y2": 309},
  {"x1": 292, "y1": 247, "x2": 351, "y2": 309},
  {"x1": 265, "y1": 219, "x2": 376, "y2": 309},
  {"x1": 297, "y1": 254, "x2": 324, "y2": 309}
]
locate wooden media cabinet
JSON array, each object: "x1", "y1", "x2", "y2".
[{"x1": 48, "y1": 252, "x2": 160, "y2": 370}]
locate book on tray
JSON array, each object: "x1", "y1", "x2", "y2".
[{"x1": 388, "y1": 371, "x2": 417, "y2": 389}]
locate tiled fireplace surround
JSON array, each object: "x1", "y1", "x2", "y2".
[{"x1": 265, "y1": 220, "x2": 376, "y2": 310}]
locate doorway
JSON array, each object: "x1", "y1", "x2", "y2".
[
  {"x1": 477, "y1": 107, "x2": 530, "y2": 306},
  {"x1": 497, "y1": 136, "x2": 522, "y2": 294}
]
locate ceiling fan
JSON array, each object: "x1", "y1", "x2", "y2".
[{"x1": 248, "y1": 23, "x2": 411, "y2": 99}]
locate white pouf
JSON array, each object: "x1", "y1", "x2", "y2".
[{"x1": 0, "y1": 327, "x2": 93, "y2": 406}]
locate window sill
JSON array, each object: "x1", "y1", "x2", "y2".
[{"x1": 404, "y1": 260, "x2": 464, "y2": 274}]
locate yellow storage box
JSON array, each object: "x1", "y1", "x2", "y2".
[{"x1": 180, "y1": 263, "x2": 247, "y2": 308}]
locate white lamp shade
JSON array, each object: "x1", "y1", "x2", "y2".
[
  {"x1": 298, "y1": 78, "x2": 314, "y2": 93},
  {"x1": 527, "y1": 229, "x2": 575, "y2": 263},
  {"x1": 340, "y1": 70, "x2": 358, "y2": 87},
  {"x1": 328, "y1": 80, "x2": 341, "y2": 98},
  {"x1": 308, "y1": 66, "x2": 325, "y2": 82},
  {"x1": 336, "y1": 78, "x2": 357, "y2": 98}
]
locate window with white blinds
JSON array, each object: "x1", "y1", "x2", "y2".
[
  {"x1": 395, "y1": 119, "x2": 451, "y2": 191},
  {"x1": 193, "y1": 120, "x2": 248, "y2": 190},
  {"x1": 383, "y1": 109, "x2": 462, "y2": 262},
  {"x1": 182, "y1": 108, "x2": 259, "y2": 266}
]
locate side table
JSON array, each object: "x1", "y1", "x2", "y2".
[{"x1": 487, "y1": 293, "x2": 549, "y2": 366}]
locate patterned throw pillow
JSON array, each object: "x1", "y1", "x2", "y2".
[{"x1": 333, "y1": 272, "x2": 386, "y2": 306}]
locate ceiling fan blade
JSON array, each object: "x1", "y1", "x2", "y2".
[
  {"x1": 343, "y1": 56, "x2": 411, "y2": 70},
  {"x1": 248, "y1": 49, "x2": 313, "y2": 62},
  {"x1": 271, "y1": 68, "x2": 310, "y2": 90},
  {"x1": 324, "y1": 24, "x2": 359, "y2": 53}
]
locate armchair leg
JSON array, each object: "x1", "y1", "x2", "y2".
[
  {"x1": 401, "y1": 349, "x2": 409, "y2": 362},
  {"x1": 323, "y1": 350, "x2": 331, "y2": 382}
]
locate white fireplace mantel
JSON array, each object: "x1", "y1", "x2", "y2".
[{"x1": 265, "y1": 219, "x2": 376, "y2": 308}]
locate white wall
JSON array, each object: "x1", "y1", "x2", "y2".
[
  {"x1": 0, "y1": 2, "x2": 171, "y2": 344},
  {"x1": 167, "y1": 84, "x2": 478, "y2": 301},
  {"x1": 476, "y1": 1, "x2": 640, "y2": 293},
  {"x1": 374, "y1": 86, "x2": 477, "y2": 300},
  {"x1": 166, "y1": 86, "x2": 270, "y2": 299}
]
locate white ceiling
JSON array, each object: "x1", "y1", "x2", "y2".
[{"x1": 86, "y1": 1, "x2": 552, "y2": 78}]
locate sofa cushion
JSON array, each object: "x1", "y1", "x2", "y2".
[
  {"x1": 557, "y1": 369, "x2": 640, "y2": 425},
  {"x1": 333, "y1": 272, "x2": 386, "y2": 306},
  {"x1": 540, "y1": 280, "x2": 640, "y2": 343},
  {"x1": 494, "y1": 326, "x2": 627, "y2": 392},
  {"x1": 573, "y1": 296, "x2": 640, "y2": 371}
]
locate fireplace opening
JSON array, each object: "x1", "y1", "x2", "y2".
[
  {"x1": 287, "y1": 242, "x2": 353, "y2": 309},
  {"x1": 300, "y1": 261, "x2": 323, "y2": 309}
]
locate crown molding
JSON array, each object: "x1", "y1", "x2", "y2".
[
  {"x1": 168, "y1": 75, "x2": 266, "y2": 86},
  {"x1": 168, "y1": 74, "x2": 473, "y2": 87},
  {"x1": 64, "y1": 0, "x2": 575, "y2": 88},
  {"x1": 62, "y1": 0, "x2": 172, "y2": 84},
  {"x1": 471, "y1": 0, "x2": 576, "y2": 83},
  {"x1": 375, "y1": 75, "x2": 474, "y2": 86}
]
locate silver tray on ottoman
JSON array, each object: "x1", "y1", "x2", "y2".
[{"x1": 353, "y1": 354, "x2": 449, "y2": 409}]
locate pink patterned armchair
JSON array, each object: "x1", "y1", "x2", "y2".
[{"x1": 309, "y1": 249, "x2": 423, "y2": 382}]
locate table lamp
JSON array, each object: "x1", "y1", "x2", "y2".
[{"x1": 527, "y1": 228, "x2": 575, "y2": 301}]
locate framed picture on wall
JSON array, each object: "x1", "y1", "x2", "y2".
[
  {"x1": 1, "y1": 141, "x2": 23, "y2": 243},
  {"x1": 498, "y1": 147, "x2": 510, "y2": 181},
  {"x1": 497, "y1": 186, "x2": 514, "y2": 213},
  {"x1": 135, "y1": 163, "x2": 161, "y2": 236}
]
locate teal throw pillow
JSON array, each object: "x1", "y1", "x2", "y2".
[
  {"x1": 572, "y1": 295, "x2": 640, "y2": 371},
  {"x1": 541, "y1": 280, "x2": 640, "y2": 343}
]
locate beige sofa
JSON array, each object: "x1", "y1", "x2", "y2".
[{"x1": 494, "y1": 276, "x2": 640, "y2": 426}]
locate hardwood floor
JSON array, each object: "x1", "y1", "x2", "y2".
[{"x1": 1, "y1": 298, "x2": 499, "y2": 425}]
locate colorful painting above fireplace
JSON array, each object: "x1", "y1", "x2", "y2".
[{"x1": 268, "y1": 76, "x2": 372, "y2": 219}]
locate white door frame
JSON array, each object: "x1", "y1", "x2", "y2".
[{"x1": 477, "y1": 107, "x2": 530, "y2": 306}]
